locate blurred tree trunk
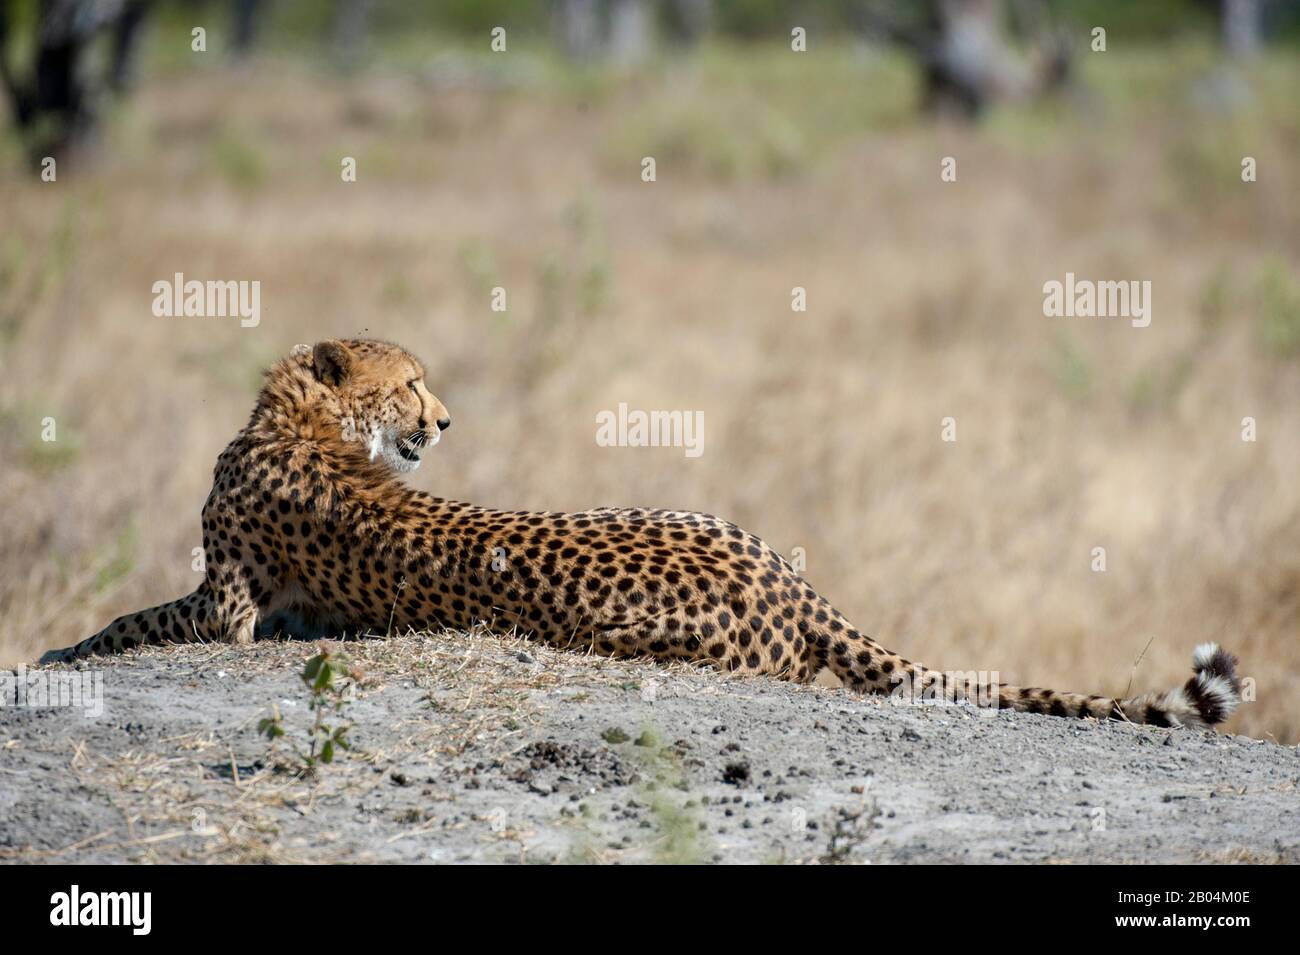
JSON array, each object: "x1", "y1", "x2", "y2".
[
  {"x1": 553, "y1": 0, "x2": 604, "y2": 61},
  {"x1": 0, "y1": 0, "x2": 153, "y2": 161},
  {"x1": 333, "y1": 0, "x2": 377, "y2": 67},
  {"x1": 928, "y1": 0, "x2": 1026, "y2": 115},
  {"x1": 553, "y1": 0, "x2": 676, "y2": 62},
  {"x1": 662, "y1": 0, "x2": 711, "y2": 46},
  {"x1": 608, "y1": 0, "x2": 652, "y2": 65},
  {"x1": 231, "y1": 0, "x2": 263, "y2": 60},
  {"x1": 0, "y1": 4, "x2": 26, "y2": 126},
  {"x1": 859, "y1": 0, "x2": 1069, "y2": 118},
  {"x1": 1221, "y1": 0, "x2": 1263, "y2": 57},
  {"x1": 109, "y1": 0, "x2": 150, "y2": 89}
]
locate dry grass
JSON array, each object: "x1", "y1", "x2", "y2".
[{"x1": 1, "y1": 41, "x2": 1298, "y2": 742}]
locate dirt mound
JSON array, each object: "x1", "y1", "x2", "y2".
[{"x1": 1, "y1": 631, "x2": 1295, "y2": 864}]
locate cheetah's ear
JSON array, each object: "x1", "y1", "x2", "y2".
[
  {"x1": 312, "y1": 340, "x2": 354, "y2": 386},
  {"x1": 289, "y1": 343, "x2": 312, "y2": 360}
]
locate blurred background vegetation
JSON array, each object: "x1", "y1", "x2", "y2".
[
  {"x1": 3, "y1": 0, "x2": 1300, "y2": 161},
  {"x1": 1, "y1": 1, "x2": 1298, "y2": 743}
]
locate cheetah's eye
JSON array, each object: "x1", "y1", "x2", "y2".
[{"x1": 407, "y1": 381, "x2": 419, "y2": 392}]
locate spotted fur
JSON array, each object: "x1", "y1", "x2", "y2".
[{"x1": 41, "y1": 340, "x2": 1242, "y2": 730}]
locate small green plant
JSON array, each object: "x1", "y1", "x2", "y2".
[
  {"x1": 209, "y1": 123, "x2": 266, "y2": 190},
  {"x1": 458, "y1": 240, "x2": 501, "y2": 302},
  {"x1": 629, "y1": 726, "x2": 708, "y2": 864},
  {"x1": 536, "y1": 253, "x2": 563, "y2": 322},
  {"x1": 0, "y1": 401, "x2": 84, "y2": 473},
  {"x1": 380, "y1": 273, "x2": 413, "y2": 306},
  {"x1": 645, "y1": 789, "x2": 705, "y2": 865},
  {"x1": 1128, "y1": 351, "x2": 1195, "y2": 414},
  {"x1": 819, "y1": 801, "x2": 882, "y2": 864},
  {"x1": 259, "y1": 649, "x2": 358, "y2": 772},
  {"x1": 1199, "y1": 263, "x2": 1232, "y2": 330},
  {"x1": 93, "y1": 522, "x2": 138, "y2": 595},
  {"x1": 568, "y1": 196, "x2": 612, "y2": 317},
  {"x1": 24, "y1": 420, "x2": 83, "y2": 473},
  {"x1": 1254, "y1": 260, "x2": 1300, "y2": 357},
  {"x1": 1051, "y1": 335, "x2": 1092, "y2": 400}
]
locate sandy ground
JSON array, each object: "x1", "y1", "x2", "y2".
[{"x1": 1, "y1": 631, "x2": 1295, "y2": 864}]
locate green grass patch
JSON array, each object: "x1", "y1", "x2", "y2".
[
  {"x1": 603, "y1": 42, "x2": 916, "y2": 180},
  {"x1": 1051, "y1": 334, "x2": 1093, "y2": 400},
  {"x1": 1254, "y1": 260, "x2": 1300, "y2": 357},
  {"x1": 208, "y1": 123, "x2": 267, "y2": 190},
  {"x1": 94, "y1": 523, "x2": 138, "y2": 596}
]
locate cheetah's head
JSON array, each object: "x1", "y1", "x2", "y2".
[{"x1": 301, "y1": 339, "x2": 451, "y2": 474}]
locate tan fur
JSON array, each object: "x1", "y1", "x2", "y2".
[{"x1": 41, "y1": 340, "x2": 1242, "y2": 731}]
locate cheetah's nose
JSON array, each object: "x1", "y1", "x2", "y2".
[{"x1": 436, "y1": 417, "x2": 451, "y2": 431}]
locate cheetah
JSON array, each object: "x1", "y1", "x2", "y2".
[{"x1": 41, "y1": 339, "x2": 1242, "y2": 729}]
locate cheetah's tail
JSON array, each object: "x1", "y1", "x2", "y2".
[
  {"x1": 977, "y1": 643, "x2": 1241, "y2": 728},
  {"x1": 1098, "y1": 643, "x2": 1243, "y2": 729},
  {"x1": 833, "y1": 629, "x2": 1241, "y2": 729}
]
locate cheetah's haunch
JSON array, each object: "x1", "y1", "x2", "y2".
[{"x1": 41, "y1": 340, "x2": 1242, "y2": 730}]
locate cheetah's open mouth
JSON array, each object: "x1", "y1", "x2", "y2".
[{"x1": 396, "y1": 428, "x2": 436, "y2": 463}]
